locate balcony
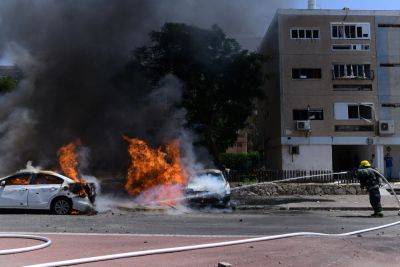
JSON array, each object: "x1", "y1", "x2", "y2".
[{"x1": 332, "y1": 69, "x2": 374, "y2": 81}]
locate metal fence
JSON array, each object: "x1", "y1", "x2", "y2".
[{"x1": 225, "y1": 169, "x2": 360, "y2": 184}]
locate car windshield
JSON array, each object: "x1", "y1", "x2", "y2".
[
  {"x1": 188, "y1": 172, "x2": 225, "y2": 187},
  {"x1": 195, "y1": 173, "x2": 225, "y2": 182}
]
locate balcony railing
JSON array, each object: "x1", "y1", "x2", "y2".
[{"x1": 332, "y1": 69, "x2": 374, "y2": 81}]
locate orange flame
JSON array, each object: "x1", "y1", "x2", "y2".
[
  {"x1": 124, "y1": 137, "x2": 188, "y2": 205},
  {"x1": 58, "y1": 141, "x2": 88, "y2": 198},
  {"x1": 58, "y1": 141, "x2": 81, "y2": 182}
]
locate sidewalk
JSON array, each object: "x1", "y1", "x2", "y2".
[{"x1": 236, "y1": 191, "x2": 400, "y2": 211}]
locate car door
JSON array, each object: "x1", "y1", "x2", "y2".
[
  {"x1": 28, "y1": 173, "x2": 64, "y2": 209},
  {"x1": 0, "y1": 173, "x2": 31, "y2": 208}
]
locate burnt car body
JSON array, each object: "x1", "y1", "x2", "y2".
[
  {"x1": 185, "y1": 169, "x2": 231, "y2": 208},
  {"x1": 0, "y1": 170, "x2": 96, "y2": 215}
]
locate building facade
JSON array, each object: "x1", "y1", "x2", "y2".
[{"x1": 258, "y1": 9, "x2": 400, "y2": 175}]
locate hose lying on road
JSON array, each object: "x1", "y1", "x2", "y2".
[
  {"x1": 24, "y1": 219, "x2": 400, "y2": 267},
  {"x1": 0, "y1": 234, "x2": 51, "y2": 255},
  {"x1": 25, "y1": 170, "x2": 400, "y2": 267}
]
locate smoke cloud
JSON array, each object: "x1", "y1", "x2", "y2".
[{"x1": 0, "y1": 0, "x2": 295, "y2": 177}]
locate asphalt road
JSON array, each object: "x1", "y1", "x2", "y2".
[
  {"x1": 0, "y1": 209, "x2": 399, "y2": 237},
  {"x1": 1, "y1": 209, "x2": 400, "y2": 266}
]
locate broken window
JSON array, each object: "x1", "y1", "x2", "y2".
[
  {"x1": 292, "y1": 68, "x2": 321, "y2": 79},
  {"x1": 293, "y1": 109, "x2": 323, "y2": 120},
  {"x1": 4, "y1": 174, "x2": 30, "y2": 185},
  {"x1": 334, "y1": 103, "x2": 373, "y2": 120},
  {"x1": 332, "y1": 64, "x2": 371, "y2": 79},
  {"x1": 33, "y1": 174, "x2": 63, "y2": 185},
  {"x1": 359, "y1": 105, "x2": 372, "y2": 120},
  {"x1": 331, "y1": 23, "x2": 370, "y2": 39}
]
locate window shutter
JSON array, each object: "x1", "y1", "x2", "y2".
[{"x1": 334, "y1": 103, "x2": 348, "y2": 120}]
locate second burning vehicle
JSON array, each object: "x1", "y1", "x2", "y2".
[{"x1": 185, "y1": 169, "x2": 231, "y2": 208}]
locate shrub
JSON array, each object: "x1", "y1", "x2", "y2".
[{"x1": 0, "y1": 76, "x2": 17, "y2": 93}]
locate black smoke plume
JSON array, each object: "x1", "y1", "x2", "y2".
[{"x1": 0, "y1": 0, "x2": 294, "y2": 177}]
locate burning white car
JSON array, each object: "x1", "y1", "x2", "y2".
[
  {"x1": 185, "y1": 169, "x2": 231, "y2": 208},
  {"x1": 0, "y1": 170, "x2": 96, "y2": 215}
]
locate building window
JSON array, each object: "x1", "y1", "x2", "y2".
[
  {"x1": 293, "y1": 109, "x2": 324, "y2": 120},
  {"x1": 291, "y1": 28, "x2": 320, "y2": 39},
  {"x1": 332, "y1": 44, "x2": 370, "y2": 51},
  {"x1": 335, "y1": 125, "x2": 374, "y2": 132},
  {"x1": 380, "y1": 63, "x2": 400, "y2": 67},
  {"x1": 348, "y1": 105, "x2": 360, "y2": 119},
  {"x1": 382, "y1": 103, "x2": 400, "y2": 108},
  {"x1": 333, "y1": 84, "x2": 372, "y2": 91},
  {"x1": 331, "y1": 23, "x2": 370, "y2": 39},
  {"x1": 292, "y1": 68, "x2": 321, "y2": 79},
  {"x1": 378, "y1": 24, "x2": 400, "y2": 28},
  {"x1": 332, "y1": 64, "x2": 372, "y2": 80},
  {"x1": 334, "y1": 103, "x2": 373, "y2": 120}
]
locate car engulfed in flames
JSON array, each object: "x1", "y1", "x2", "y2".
[
  {"x1": 124, "y1": 137, "x2": 188, "y2": 206},
  {"x1": 184, "y1": 169, "x2": 231, "y2": 208}
]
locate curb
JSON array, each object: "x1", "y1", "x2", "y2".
[{"x1": 237, "y1": 205, "x2": 400, "y2": 211}]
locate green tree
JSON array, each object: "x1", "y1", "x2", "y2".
[
  {"x1": 132, "y1": 23, "x2": 266, "y2": 163},
  {"x1": 0, "y1": 76, "x2": 17, "y2": 93}
]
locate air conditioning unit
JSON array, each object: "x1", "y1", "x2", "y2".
[
  {"x1": 296, "y1": 120, "x2": 311, "y2": 131},
  {"x1": 379, "y1": 120, "x2": 395, "y2": 135}
]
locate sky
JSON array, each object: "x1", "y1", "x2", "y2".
[
  {"x1": 308, "y1": 0, "x2": 400, "y2": 10},
  {"x1": 253, "y1": 0, "x2": 400, "y2": 37}
]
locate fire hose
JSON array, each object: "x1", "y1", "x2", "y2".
[
  {"x1": 23, "y1": 170, "x2": 400, "y2": 267},
  {"x1": 0, "y1": 234, "x2": 51, "y2": 255}
]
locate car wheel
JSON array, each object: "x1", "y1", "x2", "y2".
[
  {"x1": 51, "y1": 198, "x2": 72, "y2": 215},
  {"x1": 222, "y1": 196, "x2": 231, "y2": 208}
]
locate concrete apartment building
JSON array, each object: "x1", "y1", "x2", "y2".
[{"x1": 257, "y1": 5, "x2": 400, "y2": 176}]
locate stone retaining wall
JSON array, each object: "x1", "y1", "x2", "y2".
[{"x1": 232, "y1": 183, "x2": 366, "y2": 197}]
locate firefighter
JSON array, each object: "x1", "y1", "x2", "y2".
[{"x1": 356, "y1": 160, "x2": 383, "y2": 217}]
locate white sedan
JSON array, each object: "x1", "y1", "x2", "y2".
[
  {"x1": 185, "y1": 169, "x2": 231, "y2": 208},
  {"x1": 0, "y1": 170, "x2": 96, "y2": 215}
]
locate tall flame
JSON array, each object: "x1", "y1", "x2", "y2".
[
  {"x1": 58, "y1": 141, "x2": 82, "y2": 183},
  {"x1": 124, "y1": 137, "x2": 188, "y2": 205}
]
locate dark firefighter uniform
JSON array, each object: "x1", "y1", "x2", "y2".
[{"x1": 356, "y1": 160, "x2": 383, "y2": 217}]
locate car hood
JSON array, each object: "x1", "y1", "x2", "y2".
[{"x1": 186, "y1": 180, "x2": 229, "y2": 195}]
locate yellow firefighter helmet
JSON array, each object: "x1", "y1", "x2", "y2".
[{"x1": 360, "y1": 160, "x2": 371, "y2": 168}]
